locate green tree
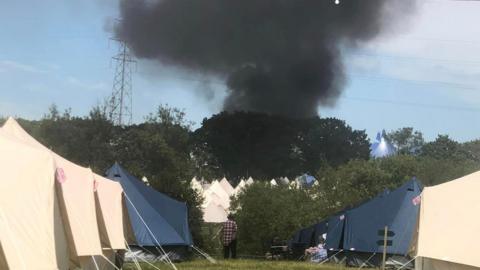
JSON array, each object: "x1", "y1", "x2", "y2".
[
  {"x1": 461, "y1": 139, "x2": 480, "y2": 161},
  {"x1": 416, "y1": 157, "x2": 480, "y2": 186},
  {"x1": 37, "y1": 104, "x2": 115, "y2": 172},
  {"x1": 192, "y1": 112, "x2": 301, "y2": 181},
  {"x1": 297, "y1": 117, "x2": 370, "y2": 172},
  {"x1": 230, "y1": 183, "x2": 324, "y2": 254},
  {"x1": 192, "y1": 112, "x2": 370, "y2": 181},
  {"x1": 315, "y1": 160, "x2": 392, "y2": 213},
  {"x1": 386, "y1": 127, "x2": 424, "y2": 155},
  {"x1": 377, "y1": 154, "x2": 419, "y2": 184},
  {"x1": 421, "y1": 135, "x2": 473, "y2": 161}
]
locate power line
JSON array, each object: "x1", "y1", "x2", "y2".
[
  {"x1": 348, "y1": 73, "x2": 479, "y2": 92},
  {"x1": 136, "y1": 69, "x2": 480, "y2": 113},
  {"x1": 343, "y1": 96, "x2": 480, "y2": 113},
  {"x1": 351, "y1": 52, "x2": 480, "y2": 66},
  {"x1": 392, "y1": 36, "x2": 480, "y2": 47}
]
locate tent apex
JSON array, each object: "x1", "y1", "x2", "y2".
[{"x1": 3, "y1": 116, "x2": 20, "y2": 128}]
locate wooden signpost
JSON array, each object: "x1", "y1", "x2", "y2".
[{"x1": 377, "y1": 226, "x2": 395, "y2": 270}]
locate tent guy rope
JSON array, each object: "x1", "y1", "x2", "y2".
[{"x1": 123, "y1": 192, "x2": 178, "y2": 270}]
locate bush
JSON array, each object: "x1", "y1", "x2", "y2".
[{"x1": 230, "y1": 182, "x2": 325, "y2": 255}]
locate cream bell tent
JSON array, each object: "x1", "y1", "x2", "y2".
[
  {"x1": 2, "y1": 118, "x2": 102, "y2": 257},
  {"x1": 206, "y1": 180, "x2": 231, "y2": 209},
  {"x1": 246, "y1": 177, "x2": 254, "y2": 186},
  {"x1": 202, "y1": 201, "x2": 228, "y2": 223},
  {"x1": 414, "y1": 171, "x2": 480, "y2": 270},
  {"x1": 202, "y1": 182, "x2": 211, "y2": 191},
  {"x1": 233, "y1": 179, "x2": 247, "y2": 196},
  {"x1": 203, "y1": 188, "x2": 230, "y2": 211},
  {"x1": 203, "y1": 191, "x2": 228, "y2": 210},
  {"x1": 1, "y1": 117, "x2": 128, "y2": 269},
  {"x1": 219, "y1": 177, "x2": 234, "y2": 195},
  {"x1": 202, "y1": 180, "x2": 231, "y2": 223},
  {"x1": 0, "y1": 130, "x2": 70, "y2": 269}
]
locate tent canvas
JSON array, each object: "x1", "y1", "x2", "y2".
[
  {"x1": 204, "y1": 181, "x2": 231, "y2": 210},
  {"x1": 289, "y1": 226, "x2": 315, "y2": 257},
  {"x1": 415, "y1": 171, "x2": 480, "y2": 269},
  {"x1": 324, "y1": 191, "x2": 393, "y2": 251},
  {"x1": 0, "y1": 133, "x2": 69, "y2": 269},
  {"x1": 291, "y1": 220, "x2": 328, "y2": 248},
  {"x1": 233, "y1": 179, "x2": 246, "y2": 195},
  {"x1": 94, "y1": 173, "x2": 127, "y2": 250},
  {"x1": 343, "y1": 179, "x2": 421, "y2": 254},
  {"x1": 202, "y1": 201, "x2": 228, "y2": 223},
  {"x1": 1, "y1": 118, "x2": 103, "y2": 257},
  {"x1": 106, "y1": 163, "x2": 193, "y2": 246},
  {"x1": 202, "y1": 180, "x2": 231, "y2": 222},
  {"x1": 203, "y1": 192, "x2": 225, "y2": 209},
  {"x1": 311, "y1": 221, "x2": 328, "y2": 246},
  {"x1": 297, "y1": 226, "x2": 314, "y2": 246},
  {"x1": 54, "y1": 157, "x2": 104, "y2": 257},
  {"x1": 219, "y1": 177, "x2": 234, "y2": 195},
  {"x1": 325, "y1": 214, "x2": 346, "y2": 251}
]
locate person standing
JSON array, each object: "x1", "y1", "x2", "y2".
[{"x1": 222, "y1": 214, "x2": 237, "y2": 259}]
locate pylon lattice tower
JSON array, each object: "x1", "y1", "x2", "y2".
[{"x1": 109, "y1": 40, "x2": 135, "y2": 126}]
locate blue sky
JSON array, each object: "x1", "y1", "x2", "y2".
[{"x1": 1, "y1": 0, "x2": 480, "y2": 142}]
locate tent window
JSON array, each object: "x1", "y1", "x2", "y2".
[
  {"x1": 114, "y1": 174, "x2": 121, "y2": 177},
  {"x1": 407, "y1": 188, "x2": 414, "y2": 191}
]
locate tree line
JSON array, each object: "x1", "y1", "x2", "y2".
[{"x1": 2, "y1": 104, "x2": 480, "y2": 253}]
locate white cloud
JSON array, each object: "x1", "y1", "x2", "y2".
[
  {"x1": 0, "y1": 60, "x2": 46, "y2": 74},
  {"x1": 65, "y1": 75, "x2": 109, "y2": 92}
]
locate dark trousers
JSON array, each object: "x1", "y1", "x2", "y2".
[{"x1": 223, "y1": 239, "x2": 237, "y2": 259}]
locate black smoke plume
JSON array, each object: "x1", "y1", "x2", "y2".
[{"x1": 116, "y1": 0, "x2": 415, "y2": 117}]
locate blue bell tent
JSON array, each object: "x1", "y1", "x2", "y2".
[
  {"x1": 343, "y1": 179, "x2": 422, "y2": 254},
  {"x1": 106, "y1": 163, "x2": 193, "y2": 247},
  {"x1": 290, "y1": 178, "x2": 422, "y2": 266}
]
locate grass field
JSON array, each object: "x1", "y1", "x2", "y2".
[{"x1": 123, "y1": 259, "x2": 345, "y2": 270}]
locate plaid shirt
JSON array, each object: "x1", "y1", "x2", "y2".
[{"x1": 222, "y1": 220, "x2": 237, "y2": 246}]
